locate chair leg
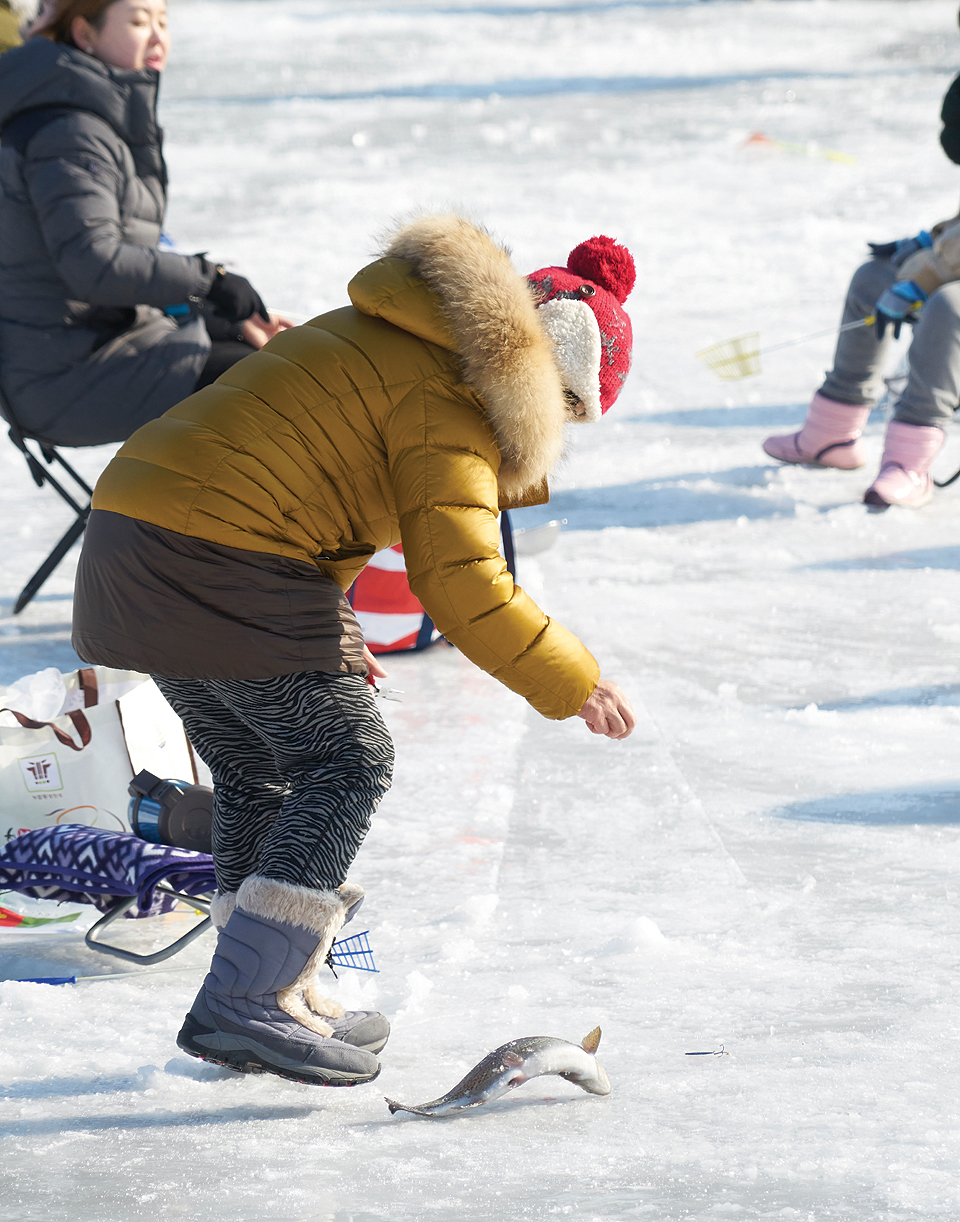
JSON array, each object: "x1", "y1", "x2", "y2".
[
  {"x1": 3, "y1": 415, "x2": 93, "y2": 615},
  {"x1": 46, "y1": 447, "x2": 93, "y2": 498},
  {"x1": 13, "y1": 512, "x2": 88, "y2": 615},
  {"x1": 84, "y1": 892, "x2": 214, "y2": 966}
]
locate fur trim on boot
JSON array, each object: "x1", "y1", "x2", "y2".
[
  {"x1": 209, "y1": 882, "x2": 388, "y2": 1045},
  {"x1": 210, "y1": 891, "x2": 348, "y2": 1026},
  {"x1": 178, "y1": 878, "x2": 384, "y2": 1084},
  {"x1": 302, "y1": 980, "x2": 346, "y2": 1020},
  {"x1": 236, "y1": 877, "x2": 361, "y2": 1037},
  {"x1": 763, "y1": 394, "x2": 870, "y2": 469},
  {"x1": 209, "y1": 891, "x2": 236, "y2": 931}
]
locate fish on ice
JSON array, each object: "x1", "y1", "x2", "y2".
[{"x1": 385, "y1": 1027, "x2": 610, "y2": 1117}]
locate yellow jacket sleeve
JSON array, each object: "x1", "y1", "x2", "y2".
[{"x1": 384, "y1": 378, "x2": 599, "y2": 719}]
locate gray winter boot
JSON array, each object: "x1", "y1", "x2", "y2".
[
  {"x1": 177, "y1": 878, "x2": 384, "y2": 1086},
  {"x1": 208, "y1": 887, "x2": 390, "y2": 1056}
]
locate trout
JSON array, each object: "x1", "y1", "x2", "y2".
[{"x1": 385, "y1": 1027, "x2": 610, "y2": 1117}]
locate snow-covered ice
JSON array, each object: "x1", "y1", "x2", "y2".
[{"x1": 4, "y1": 1, "x2": 960, "y2": 1218}]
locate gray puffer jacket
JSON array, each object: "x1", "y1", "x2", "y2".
[{"x1": 0, "y1": 37, "x2": 214, "y2": 445}]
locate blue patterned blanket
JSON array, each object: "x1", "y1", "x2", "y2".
[{"x1": 0, "y1": 824, "x2": 215, "y2": 916}]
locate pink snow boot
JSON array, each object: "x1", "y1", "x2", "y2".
[
  {"x1": 762, "y1": 393, "x2": 870, "y2": 469},
  {"x1": 862, "y1": 421, "x2": 945, "y2": 511}
]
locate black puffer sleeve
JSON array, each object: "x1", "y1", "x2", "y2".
[
  {"x1": 21, "y1": 111, "x2": 215, "y2": 306},
  {"x1": 941, "y1": 72, "x2": 960, "y2": 165}
]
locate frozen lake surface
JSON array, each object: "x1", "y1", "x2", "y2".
[{"x1": 3, "y1": 1, "x2": 960, "y2": 1218}]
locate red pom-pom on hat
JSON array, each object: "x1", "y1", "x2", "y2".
[
  {"x1": 526, "y1": 233, "x2": 636, "y2": 415},
  {"x1": 567, "y1": 236, "x2": 635, "y2": 303}
]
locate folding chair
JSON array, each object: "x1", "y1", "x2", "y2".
[
  {"x1": 0, "y1": 823, "x2": 215, "y2": 966},
  {"x1": 0, "y1": 386, "x2": 92, "y2": 616},
  {"x1": 0, "y1": 824, "x2": 383, "y2": 975}
]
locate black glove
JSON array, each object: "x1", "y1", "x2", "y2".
[
  {"x1": 873, "y1": 280, "x2": 928, "y2": 340},
  {"x1": 867, "y1": 231, "x2": 932, "y2": 266},
  {"x1": 199, "y1": 301, "x2": 246, "y2": 344},
  {"x1": 204, "y1": 264, "x2": 268, "y2": 325}
]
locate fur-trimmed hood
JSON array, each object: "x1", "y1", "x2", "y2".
[{"x1": 351, "y1": 213, "x2": 569, "y2": 501}]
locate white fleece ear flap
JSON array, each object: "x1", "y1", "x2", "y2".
[{"x1": 536, "y1": 297, "x2": 603, "y2": 423}]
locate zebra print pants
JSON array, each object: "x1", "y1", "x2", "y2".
[{"x1": 155, "y1": 672, "x2": 394, "y2": 894}]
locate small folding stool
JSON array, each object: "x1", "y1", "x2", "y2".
[{"x1": 0, "y1": 824, "x2": 215, "y2": 966}]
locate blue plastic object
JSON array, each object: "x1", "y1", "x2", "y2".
[
  {"x1": 879, "y1": 279, "x2": 928, "y2": 316},
  {"x1": 129, "y1": 788, "x2": 167, "y2": 844},
  {"x1": 874, "y1": 279, "x2": 929, "y2": 339},
  {"x1": 127, "y1": 771, "x2": 213, "y2": 854},
  {"x1": 328, "y1": 929, "x2": 378, "y2": 974}
]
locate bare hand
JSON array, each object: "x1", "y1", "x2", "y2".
[
  {"x1": 241, "y1": 313, "x2": 295, "y2": 350},
  {"x1": 363, "y1": 644, "x2": 388, "y2": 682},
  {"x1": 577, "y1": 678, "x2": 636, "y2": 740}
]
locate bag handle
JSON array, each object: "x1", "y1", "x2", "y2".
[
  {"x1": 0, "y1": 707, "x2": 92, "y2": 751},
  {"x1": 0, "y1": 667, "x2": 98, "y2": 750},
  {"x1": 78, "y1": 667, "x2": 98, "y2": 708}
]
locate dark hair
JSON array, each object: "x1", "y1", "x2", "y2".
[{"x1": 40, "y1": 0, "x2": 121, "y2": 46}]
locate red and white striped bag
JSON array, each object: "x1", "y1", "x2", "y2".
[
  {"x1": 348, "y1": 545, "x2": 441, "y2": 655},
  {"x1": 349, "y1": 515, "x2": 516, "y2": 655}
]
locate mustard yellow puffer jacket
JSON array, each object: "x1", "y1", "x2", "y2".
[{"x1": 93, "y1": 215, "x2": 600, "y2": 719}]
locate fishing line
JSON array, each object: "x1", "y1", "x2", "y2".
[
  {"x1": 627, "y1": 679, "x2": 763, "y2": 909},
  {"x1": 697, "y1": 315, "x2": 880, "y2": 382}
]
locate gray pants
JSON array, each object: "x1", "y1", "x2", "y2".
[
  {"x1": 0, "y1": 309, "x2": 209, "y2": 447},
  {"x1": 819, "y1": 258, "x2": 960, "y2": 428}
]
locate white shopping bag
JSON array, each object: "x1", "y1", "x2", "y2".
[{"x1": 0, "y1": 666, "x2": 210, "y2": 845}]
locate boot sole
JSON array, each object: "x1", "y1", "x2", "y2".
[
  {"x1": 177, "y1": 1014, "x2": 381, "y2": 1088},
  {"x1": 766, "y1": 454, "x2": 865, "y2": 471},
  {"x1": 864, "y1": 488, "x2": 934, "y2": 512},
  {"x1": 763, "y1": 434, "x2": 865, "y2": 470}
]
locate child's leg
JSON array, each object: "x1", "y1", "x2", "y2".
[
  {"x1": 154, "y1": 675, "x2": 286, "y2": 894},
  {"x1": 162, "y1": 671, "x2": 395, "y2": 1083},
  {"x1": 892, "y1": 282, "x2": 960, "y2": 428},
  {"x1": 764, "y1": 258, "x2": 898, "y2": 468},
  {"x1": 860, "y1": 283, "x2": 960, "y2": 510},
  {"x1": 203, "y1": 671, "x2": 394, "y2": 891},
  {"x1": 819, "y1": 257, "x2": 899, "y2": 407}
]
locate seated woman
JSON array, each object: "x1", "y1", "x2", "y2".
[{"x1": 0, "y1": 0, "x2": 288, "y2": 446}]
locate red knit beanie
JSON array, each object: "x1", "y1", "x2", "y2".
[{"x1": 527, "y1": 235, "x2": 635, "y2": 420}]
